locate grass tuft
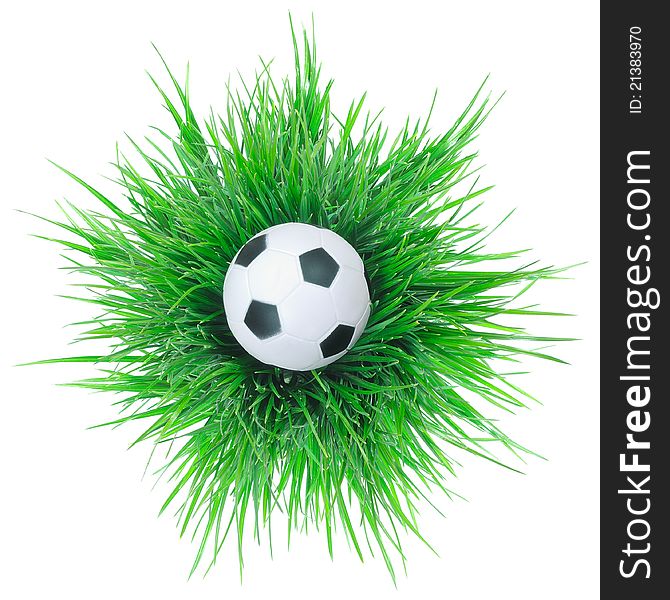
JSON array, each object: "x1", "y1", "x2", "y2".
[{"x1": 35, "y1": 23, "x2": 568, "y2": 582}]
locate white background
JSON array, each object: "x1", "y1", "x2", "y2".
[{"x1": 0, "y1": 1, "x2": 599, "y2": 598}]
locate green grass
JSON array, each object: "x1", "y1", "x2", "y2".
[{"x1": 33, "y1": 22, "x2": 569, "y2": 582}]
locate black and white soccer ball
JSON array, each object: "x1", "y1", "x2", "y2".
[{"x1": 223, "y1": 222, "x2": 371, "y2": 370}]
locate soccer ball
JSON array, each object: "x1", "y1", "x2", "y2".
[{"x1": 223, "y1": 222, "x2": 371, "y2": 370}]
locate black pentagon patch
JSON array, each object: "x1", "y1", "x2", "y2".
[
  {"x1": 244, "y1": 300, "x2": 281, "y2": 339},
  {"x1": 300, "y1": 248, "x2": 339, "y2": 287},
  {"x1": 320, "y1": 324, "x2": 355, "y2": 358},
  {"x1": 235, "y1": 234, "x2": 267, "y2": 267}
]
